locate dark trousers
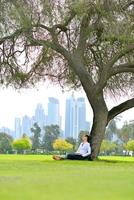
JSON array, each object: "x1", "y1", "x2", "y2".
[{"x1": 66, "y1": 153, "x2": 88, "y2": 160}]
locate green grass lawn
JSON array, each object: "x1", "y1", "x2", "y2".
[{"x1": 0, "y1": 155, "x2": 134, "y2": 200}]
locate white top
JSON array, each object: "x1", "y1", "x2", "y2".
[{"x1": 76, "y1": 142, "x2": 91, "y2": 157}]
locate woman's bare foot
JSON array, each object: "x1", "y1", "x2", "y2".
[{"x1": 52, "y1": 155, "x2": 62, "y2": 160}]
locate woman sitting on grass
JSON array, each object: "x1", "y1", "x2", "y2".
[{"x1": 53, "y1": 134, "x2": 91, "y2": 160}]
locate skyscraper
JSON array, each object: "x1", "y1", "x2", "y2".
[
  {"x1": 65, "y1": 95, "x2": 90, "y2": 139},
  {"x1": 15, "y1": 118, "x2": 22, "y2": 138},
  {"x1": 85, "y1": 121, "x2": 90, "y2": 132},
  {"x1": 47, "y1": 97, "x2": 60, "y2": 126},
  {"x1": 34, "y1": 104, "x2": 46, "y2": 131},
  {"x1": 22, "y1": 115, "x2": 32, "y2": 136},
  {"x1": 76, "y1": 97, "x2": 87, "y2": 137},
  {"x1": 65, "y1": 94, "x2": 77, "y2": 138},
  {"x1": 0, "y1": 127, "x2": 14, "y2": 137}
]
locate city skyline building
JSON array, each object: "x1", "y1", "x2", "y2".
[
  {"x1": 0, "y1": 127, "x2": 14, "y2": 137},
  {"x1": 47, "y1": 97, "x2": 61, "y2": 127},
  {"x1": 15, "y1": 118, "x2": 21, "y2": 138},
  {"x1": 65, "y1": 94, "x2": 76, "y2": 138},
  {"x1": 76, "y1": 97, "x2": 88, "y2": 138},
  {"x1": 34, "y1": 104, "x2": 46, "y2": 133},
  {"x1": 65, "y1": 95, "x2": 90, "y2": 139},
  {"x1": 22, "y1": 115, "x2": 32, "y2": 137},
  {"x1": 0, "y1": 96, "x2": 91, "y2": 139}
]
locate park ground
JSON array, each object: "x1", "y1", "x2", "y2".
[{"x1": 0, "y1": 155, "x2": 134, "y2": 200}]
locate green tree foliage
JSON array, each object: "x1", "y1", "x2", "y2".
[
  {"x1": 0, "y1": 132, "x2": 13, "y2": 153},
  {"x1": 100, "y1": 140, "x2": 117, "y2": 155},
  {"x1": 104, "y1": 120, "x2": 134, "y2": 155},
  {"x1": 118, "y1": 121, "x2": 134, "y2": 144},
  {"x1": 31, "y1": 123, "x2": 41, "y2": 151},
  {"x1": 65, "y1": 137, "x2": 77, "y2": 150},
  {"x1": 124, "y1": 140, "x2": 134, "y2": 153},
  {"x1": 129, "y1": 121, "x2": 134, "y2": 139},
  {"x1": 12, "y1": 135, "x2": 32, "y2": 153},
  {"x1": 105, "y1": 118, "x2": 119, "y2": 141},
  {"x1": 53, "y1": 139, "x2": 73, "y2": 153},
  {"x1": 42, "y1": 125, "x2": 60, "y2": 151}
]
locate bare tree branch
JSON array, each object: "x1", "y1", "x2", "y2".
[
  {"x1": 35, "y1": 10, "x2": 76, "y2": 34},
  {"x1": 77, "y1": 15, "x2": 90, "y2": 56},
  {"x1": 107, "y1": 44, "x2": 134, "y2": 68},
  {"x1": 53, "y1": 10, "x2": 76, "y2": 32},
  {"x1": 34, "y1": 24, "x2": 52, "y2": 32},
  {"x1": 110, "y1": 63, "x2": 134, "y2": 76},
  {"x1": 96, "y1": 61, "x2": 134, "y2": 92},
  {"x1": 0, "y1": 29, "x2": 25, "y2": 45},
  {"x1": 107, "y1": 98, "x2": 134, "y2": 123}
]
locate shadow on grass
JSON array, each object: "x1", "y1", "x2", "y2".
[
  {"x1": 42, "y1": 158, "x2": 134, "y2": 165},
  {"x1": 98, "y1": 158, "x2": 134, "y2": 164}
]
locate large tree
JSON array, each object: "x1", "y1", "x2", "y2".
[
  {"x1": 65, "y1": 137, "x2": 77, "y2": 150},
  {"x1": 118, "y1": 121, "x2": 134, "y2": 143},
  {"x1": 105, "y1": 118, "x2": 119, "y2": 141},
  {"x1": 31, "y1": 122, "x2": 41, "y2": 151},
  {"x1": 42, "y1": 125, "x2": 60, "y2": 151},
  {"x1": 12, "y1": 135, "x2": 32, "y2": 154},
  {"x1": 0, "y1": 0, "x2": 134, "y2": 159},
  {"x1": 0, "y1": 132, "x2": 13, "y2": 153}
]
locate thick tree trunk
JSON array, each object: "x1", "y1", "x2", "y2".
[
  {"x1": 89, "y1": 95, "x2": 108, "y2": 160},
  {"x1": 69, "y1": 54, "x2": 109, "y2": 160},
  {"x1": 90, "y1": 110, "x2": 108, "y2": 160}
]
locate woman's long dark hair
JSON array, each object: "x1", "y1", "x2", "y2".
[{"x1": 85, "y1": 134, "x2": 91, "y2": 143}]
